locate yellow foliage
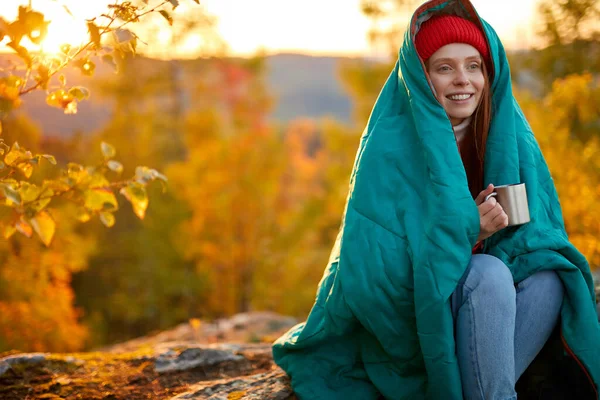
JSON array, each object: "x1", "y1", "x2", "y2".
[
  {"x1": 0, "y1": 208, "x2": 95, "y2": 352},
  {"x1": 168, "y1": 116, "x2": 359, "y2": 318},
  {"x1": 517, "y1": 74, "x2": 600, "y2": 268}
]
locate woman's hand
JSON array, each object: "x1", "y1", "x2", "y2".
[{"x1": 474, "y1": 184, "x2": 509, "y2": 242}]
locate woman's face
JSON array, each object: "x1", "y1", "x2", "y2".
[{"x1": 426, "y1": 43, "x2": 485, "y2": 126}]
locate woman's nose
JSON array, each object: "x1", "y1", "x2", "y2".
[{"x1": 453, "y1": 69, "x2": 470, "y2": 86}]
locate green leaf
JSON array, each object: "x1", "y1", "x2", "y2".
[
  {"x1": 4, "y1": 143, "x2": 27, "y2": 166},
  {"x1": 169, "y1": 0, "x2": 180, "y2": 9},
  {"x1": 19, "y1": 182, "x2": 42, "y2": 203},
  {"x1": 101, "y1": 142, "x2": 116, "y2": 159},
  {"x1": 135, "y1": 166, "x2": 153, "y2": 184},
  {"x1": 86, "y1": 171, "x2": 109, "y2": 187},
  {"x1": 7, "y1": 41, "x2": 32, "y2": 67},
  {"x1": 99, "y1": 212, "x2": 115, "y2": 227},
  {"x1": 42, "y1": 154, "x2": 57, "y2": 165},
  {"x1": 68, "y1": 87, "x2": 90, "y2": 101},
  {"x1": 66, "y1": 162, "x2": 88, "y2": 184},
  {"x1": 20, "y1": 183, "x2": 53, "y2": 212},
  {"x1": 84, "y1": 188, "x2": 118, "y2": 212},
  {"x1": 133, "y1": 167, "x2": 167, "y2": 192},
  {"x1": 30, "y1": 211, "x2": 55, "y2": 246},
  {"x1": 87, "y1": 21, "x2": 101, "y2": 49},
  {"x1": 74, "y1": 58, "x2": 95, "y2": 77},
  {"x1": 107, "y1": 160, "x2": 123, "y2": 174},
  {"x1": 18, "y1": 8, "x2": 49, "y2": 45},
  {"x1": 120, "y1": 182, "x2": 148, "y2": 219},
  {"x1": 16, "y1": 162, "x2": 33, "y2": 178},
  {"x1": 159, "y1": 10, "x2": 173, "y2": 26},
  {"x1": 46, "y1": 89, "x2": 70, "y2": 108},
  {"x1": 35, "y1": 64, "x2": 50, "y2": 90},
  {"x1": 44, "y1": 179, "x2": 70, "y2": 192},
  {"x1": 0, "y1": 18, "x2": 8, "y2": 42},
  {"x1": 150, "y1": 169, "x2": 168, "y2": 182},
  {"x1": 1, "y1": 185, "x2": 21, "y2": 205}
]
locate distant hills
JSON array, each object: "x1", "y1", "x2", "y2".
[
  {"x1": 1, "y1": 53, "x2": 361, "y2": 138},
  {"x1": 2, "y1": 51, "x2": 541, "y2": 138},
  {"x1": 265, "y1": 54, "x2": 355, "y2": 123}
]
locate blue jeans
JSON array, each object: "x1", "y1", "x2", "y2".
[{"x1": 451, "y1": 254, "x2": 564, "y2": 400}]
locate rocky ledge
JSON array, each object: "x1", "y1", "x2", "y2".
[
  {"x1": 0, "y1": 312, "x2": 298, "y2": 400},
  {"x1": 4, "y1": 294, "x2": 600, "y2": 400}
]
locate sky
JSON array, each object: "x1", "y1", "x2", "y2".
[
  {"x1": 1, "y1": 0, "x2": 540, "y2": 59},
  {"x1": 202, "y1": 0, "x2": 540, "y2": 56}
]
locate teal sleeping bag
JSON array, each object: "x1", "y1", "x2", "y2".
[{"x1": 272, "y1": 0, "x2": 600, "y2": 398}]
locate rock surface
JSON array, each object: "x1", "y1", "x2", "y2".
[
  {"x1": 6, "y1": 297, "x2": 597, "y2": 399},
  {"x1": 0, "y1": 353, "x2": 48, "y2": 377},
  {"x1": 0, "y1": 312, "x2": 298, "y2": 400},
  {"x1": 171, "y1": 370, "x2": 294, "y2": 400},
  {"x1": 154, "y1": 347, "x2": 246, "y2": 374}
]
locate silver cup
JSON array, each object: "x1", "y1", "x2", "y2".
[{"x1": 484, "y1": 183, "x2": 530, "y2": 226}]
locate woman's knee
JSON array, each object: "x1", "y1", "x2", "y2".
[
  {"x1": 518, "y1": 270, "x2": 564, "y2": 301},
  {"x1": 465, "y1": 254, "x2": 515, "y2": 300}
]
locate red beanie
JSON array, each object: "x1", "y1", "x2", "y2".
[{"x1": 415, "y1": 15, "x2": 490, "y2": 65}]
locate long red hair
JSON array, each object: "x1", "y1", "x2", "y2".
[{"x1": 461, "y1": 61, "x2": 492, "y2": 198}]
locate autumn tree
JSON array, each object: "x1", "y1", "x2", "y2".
[
  {"x1": 532, "y1": 0, "x2": 600, "y2": 87},
  {"x1": 0, "y1": 0, "x2": 199, "y2": 245},
  {"x1": 71, "y1": 55, "x2": 206, "y2": 345},
  {"x1": 518, "y1": 74, "x2": 600, "y2": 267},
  {"x1": 0, "y1": 0, "x2": 203, "y2": 351}
]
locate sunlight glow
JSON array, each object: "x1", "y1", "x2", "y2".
[
  {"x1": 1, "y1": 0, "x2": 539, "y2": 59},
  {"x1": 1, "y1": 1, "x2": 107, "y2": 55}
]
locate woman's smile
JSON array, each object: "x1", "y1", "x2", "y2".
[{"x1": 446, "y1": 93, "x2": 475, "y2": 102}]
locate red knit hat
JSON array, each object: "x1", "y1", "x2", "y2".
[{"x1": 415, "y1": 15, "x2": 490, "y2": 65}]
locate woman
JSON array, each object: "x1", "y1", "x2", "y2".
[
  {"x1": 418, "y1": 14, "x2": 566, "y2": 400},
  {"x1": 273, "y1": 0, "x2": 600, "y2": 399}
]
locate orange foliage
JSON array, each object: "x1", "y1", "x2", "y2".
[
  {"x1": 168, "y1": 115, "x2": 360, "y2": 318},
  {"x1": 518, "y1": 74, "x2": 600, "y2": 267},
  {"x1": 0, "y1": 209, "x2": 94, "y2": 352}
]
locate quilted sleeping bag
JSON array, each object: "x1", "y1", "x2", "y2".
[{"x1": 272, "y1": 0, "x2": 600, "y2": 398}]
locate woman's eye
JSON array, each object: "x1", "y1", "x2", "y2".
[
  {"x1": 438, "y1": 66, "x2": 451, "y2": 72},
  {"x1": 468, "y1": 63, "x2": 481, "y2": 70}
]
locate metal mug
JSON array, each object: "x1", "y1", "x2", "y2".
[{"x1": 484, "y1": 183, "x2": 530, "y2": 226}]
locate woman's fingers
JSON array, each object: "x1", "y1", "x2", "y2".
[
  {"x1": 490, "y1": 209, "x2": 509, "y2": 229},
  {"x1": 478, "y1": 190, "x2": 509, "y2": 238},
  {"x1": 480, "y1": 203, "x2": 508, "y2": 233},
  {"x1": 475, "y1": 184, "x2": 494, "y2": 206},
  {"x1": 479, "y1": 196, "x2": 499, "y2": 217}
]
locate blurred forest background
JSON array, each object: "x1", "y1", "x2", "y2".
[{"x1": 1, "y1": 0, "x2": 599, "y2": 353}]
